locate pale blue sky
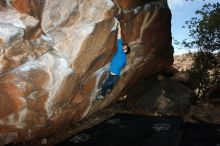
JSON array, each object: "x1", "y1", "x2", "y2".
[{"x1": 168, "y1": 0, "x2": 219, "y2": 55}]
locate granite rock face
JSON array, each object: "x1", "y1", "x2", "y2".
[{"x1": 0, "y1": 0, "x2": 173, "y2": 145}]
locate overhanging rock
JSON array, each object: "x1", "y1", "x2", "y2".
[{"x1": 0, "y1": 0, "x2": 173, "y2": 145}]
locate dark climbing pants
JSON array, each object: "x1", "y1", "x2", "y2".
[{"x1": 101, "y1": 73, "x2": 120, "y2": 97}]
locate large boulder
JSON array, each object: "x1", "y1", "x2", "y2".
[
  {"x1": 127, "y1": 74, "x2": 194, "y2": 116},
  {"x1": 0, "y1": 0, "x2": 173, "y2": 145}
]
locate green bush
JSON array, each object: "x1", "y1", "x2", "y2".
[
  {"x1": 182, "y1": 2, "x2": 220, "y2": 102},
  {"x1": 187, "y1": 52, "x2": 219, "y2": 101}
]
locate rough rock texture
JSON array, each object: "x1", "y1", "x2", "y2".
[
  {"x1": 0, "y1": 0, "x2": 173, "y2": 145},
  {"x1": 127, "y1": 74, "x2": 194, "y2": 116}
]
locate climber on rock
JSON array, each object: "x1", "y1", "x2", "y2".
[{"x1": 96, "y1": 21, "x2": 130, "y2": 100}]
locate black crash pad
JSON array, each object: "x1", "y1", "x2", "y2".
[
  {"x1": 57, "y1": 114, "x2": 220, "y2": 146},
  {"x1": 179, "y1": 122, "x2": 220, "y2": 146},
  {"x1": 57, "y1": 114, "x2": 184, "y2": 146}
]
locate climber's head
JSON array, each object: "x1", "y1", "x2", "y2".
[{"x1": 122, "y1": 44, "x2": 130, "y2": 54}]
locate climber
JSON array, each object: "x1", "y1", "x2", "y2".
[{"x1": 96, "y1": 21, "x2": 130, "y2": 100}]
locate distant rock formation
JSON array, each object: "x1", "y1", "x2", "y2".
[
  {"x1": 173, "y1": 53, "x2": 193, "y2": 71},
  {"x1": 0, "y1": 0, "x2": 173, "y2": 145}
]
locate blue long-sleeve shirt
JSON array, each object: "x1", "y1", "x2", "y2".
[{"x1": 109, "y1": 39, "x2": 126, "y2": 75}]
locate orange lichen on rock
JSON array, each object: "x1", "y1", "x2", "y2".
[{"x1": 11, "y1": 0, "x2": 31, "y2": 14}]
